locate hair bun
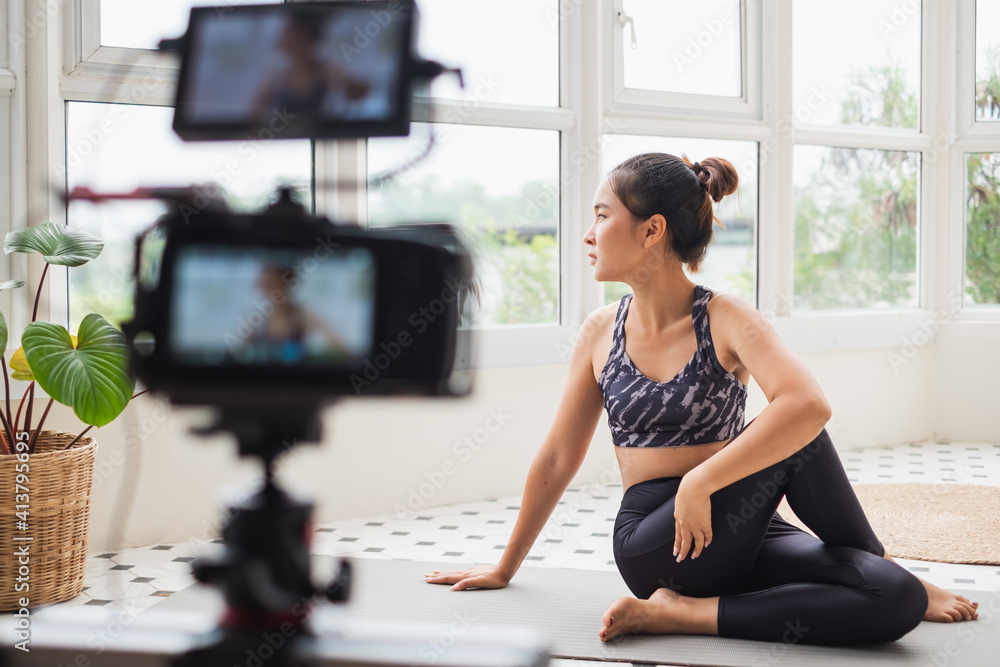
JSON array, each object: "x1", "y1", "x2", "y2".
[{"x1": 685, "y1": 156, "x2": 738, "y2": 203}]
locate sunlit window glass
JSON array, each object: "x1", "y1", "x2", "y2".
[
  {"x1": 600, "y1": 136, "x2": 758, "y2": 306},
  {"x1": 368, "y1": 124, "x2": 559, "y2": 327},
  {"x1": 414, "y1": 0, "x2": 559, "y2": 107},
  {"x1": 792, "y1": 0, "x2": 920, "y2": 129},
  {"x1": 100, "y1": 0, "x2": 274, "y2": 50},
  {"x1": 965, "y1": 153, "x2": 1000, "y2": 305},
  {"x1": 621, "y1": 0, "x2": 742, "y2": 98},
  {"x1": 976, "y1": 0, "x2": 1000, "y2": 122},
  {"x1": 66, "y1": 102, "x2": 312, "y2": 330},
  {"x1": 793, "y1": 145, "x2": 919, "y2": 311}
]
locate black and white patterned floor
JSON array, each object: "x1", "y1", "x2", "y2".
[{"x1": 32, "y1": 439, "x2": 1000, "y2": 666}]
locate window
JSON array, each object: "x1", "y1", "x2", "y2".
[
  {"x1": 366, "y1": 0, "x2": 564, "y2": 330},
  {"x1": 613, "y1": 0, "x2": 755, "y2": 116},
  {"x1": 368, "y1": 124, "x2": 560, "y2": 326},
  {"x1": 414, "y1": 0, "x2": 558, "y2": 107},
  {"x1": 601, "y1": 135, "x2": 758, "y2": 306},
  {"x1": 975, "y1": 0, "x2": 1000, "y2": 122},
  {"x1": 619, "y1": 0, "x2": 742, "y2": 98},
  {"x1": 790, "y1": 0, "x2": 923, "y2": 314},
  {"x1": 965, "y1": 153, "x2": 1000, "y2": 305},
  {"x1": 71, "y1": 0, "x2": 567, "y2": 354},
  {"x1": 792, "y1": 0, "x2": 921, "y2": 129},
  {"x1": 793, "y1": 146, "x2": 919, "y2": 310},
  {"x1": 66, "y1": 102, "x2": 312, "y2": 330}
]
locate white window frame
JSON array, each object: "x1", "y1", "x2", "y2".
[{"x1": 769, "y1": 0, "x2": 956, "y2": 347}]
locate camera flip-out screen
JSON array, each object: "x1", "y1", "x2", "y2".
[
  {"x1": 173, "y1": 1, "x2": 416, "y2": 140},
  {"x1": 170, "y1": 245, "x2": 377, "y2": 368}
]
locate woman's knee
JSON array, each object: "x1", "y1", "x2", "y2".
[
  {"x1": 791, "y1": 428, "x2": 833, "y2": 460},
  {"x1": 869, "y1": 562, "x2": 928, "y2": 642}
]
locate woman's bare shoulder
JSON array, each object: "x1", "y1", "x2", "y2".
[
  {"x1": 705, "y1": 289, "x2": 784, "y2": 378},
  {"x1": 578, "y1": 301, "x2": 620, "y2": 348},
  {"x1": 705, "y1": 289, "x2": 762, "y2": 327}
]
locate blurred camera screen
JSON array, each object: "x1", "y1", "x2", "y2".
[
  {"x1": 170, "y1": 245, "x2": 377, "y2": 367},
  {"x1": 174, "y1": 2, "x2": 411, "y2": 138}
]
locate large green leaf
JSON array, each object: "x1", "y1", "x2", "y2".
[
  {"x1": 4, "y1": 222, "x2": 103, "y2": 267},
  {"x1": 9, "y1": 335, "x2": 77, "y2": 382},
  {"x1": 0, "y1": 280, "x2": 27, "y2": 291},
  {"x1": 22, "y1": 314, "x2": 135, "y2": 427}
]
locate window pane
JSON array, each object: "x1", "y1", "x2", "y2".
[
  {"x1": 793, "y1": 145, "x2": 919, "y2": 310},
  {"x1": 965, "y1": 153, "x2": 1000, "y2": 305},
  {"x1": 66, "y1": 102, "x2": 311, "y2": 330},
  {"x1": 976, "y1": 0, "x2": 1000, "y2": 122},
  {"x1": 792, "y1": 0, "x2": 920, "y2": 129},
  {"x1": 368, "y1": 124, "x2": 559, "y2": 326},
  {"x1": 100, "y1": 0, "x2": 273, "y2": 50},
  {"x1": 621, "y1": 0, "x2": 742, "y2": 98},
  {"x1": 600, "y1": 136, "x2": 758, "y2": 307},
  {"x1": 414, "y1": 0, "x2": 558, "y2": 106}
]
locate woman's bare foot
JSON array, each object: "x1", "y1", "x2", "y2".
[
  {"x1": 599, "y1": 587, "x2": 719, "y2": 642},
  {"x1": 920, "y1": 579, "x2": 979, "y2": 622},
  {"x1": 884, "y1": 554, "x2": 979, "y2": 622}
]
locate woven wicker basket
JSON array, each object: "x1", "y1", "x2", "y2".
[{"x1": 0, "y1": 430, "x2": 97, "y2": 610}]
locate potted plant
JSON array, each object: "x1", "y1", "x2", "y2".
[{"x1": 0, "y1": 222, "x2": 138, "y2": 610}]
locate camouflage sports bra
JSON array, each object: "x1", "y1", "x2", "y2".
[{"x1": 598, "y1": 286, "x2": 747, "y2": 447}]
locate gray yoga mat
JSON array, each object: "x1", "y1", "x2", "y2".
[{"x1": 160, "y1": 557, "x2": 1000, "y2": 666}]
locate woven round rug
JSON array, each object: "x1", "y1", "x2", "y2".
[{"x1": 776, "y1": 483, "x2": 1000, "y2": 565}]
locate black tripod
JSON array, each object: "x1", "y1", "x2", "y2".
[{"x1": 173, "y1": 410, "x2": 351, "y2": 667}]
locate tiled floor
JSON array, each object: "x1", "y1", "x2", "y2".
[{"x1": 32, "y1": 439, "x2": 1000, "y2": 664}]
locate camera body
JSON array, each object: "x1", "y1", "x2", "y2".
[{"x1": 125, "y1": 194, "x2": 474, "y2": 412}]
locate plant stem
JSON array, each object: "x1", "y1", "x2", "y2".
[
  {"x1": 21, "y1": 264, "x2": 49, "y2": 444},
  {"x1": 64, "y1": 425, "x2": 92, "y2": 451},
  {"x1": 12, "y1": 380, "x2": 34, "y2": 438},
  {"x1": 57, "y1": 392, "x2": 146, "y2": 453},
  {"x1": 1, "y1": 354, "x2": 12, "y2": 446},
  {"x1": 26, "y1": 399, "x2": 53, "y2": 453},
  {"x1": 23, "y1": 385, "x2": 34, "y2": 442},
  {"x1": 0, "y1": 404, "x2": 12, "y2": 455},
  {"x1": 31, "y1": 264, "x2": 48, "y2": 323}
]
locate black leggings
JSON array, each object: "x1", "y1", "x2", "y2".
[{"x1": 613, "y1": 425, "x2": 928, "y2": 646}]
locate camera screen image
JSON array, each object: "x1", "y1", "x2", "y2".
[
  {"x1": 169, "y1": 245, "x2": 377, "y2": 368},
  {"x1": 174, "y1": 2, "x2": 412, "y2": 139}
]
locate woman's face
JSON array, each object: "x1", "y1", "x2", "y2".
[{"x1": 584, "y1": 179, "x2": 647, "y2": 283}]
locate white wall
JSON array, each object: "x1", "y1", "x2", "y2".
[
  {"x1": 34, "y1": 327, "x2": 969, "y2": 554},
  {"x1": 41, "y1": 364, "x2": 615, "y2": 553},
  {"x1": 799, "y1": 345, "x2": 937, "y2": 449},
  {"x1": 934, "y1": 323, "x2": 1000, "y2": 442}
]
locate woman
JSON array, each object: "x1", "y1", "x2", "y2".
[
  {"x1": 243, "y1": 264, "x2": 349, "y2": 362},
  {"x1": 252, "y1": 13, "x2": 369, "y2": 122},
  {"x1": 425, "y1": 153, "x2": 979, "y2": 645}
]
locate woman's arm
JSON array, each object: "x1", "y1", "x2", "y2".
[
  {"x1": 425, "y1": 309, "x2": 610, "y2": 590},
  {"x1": 673, "y1": 294, "x2": 832, "y2": 562}
]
